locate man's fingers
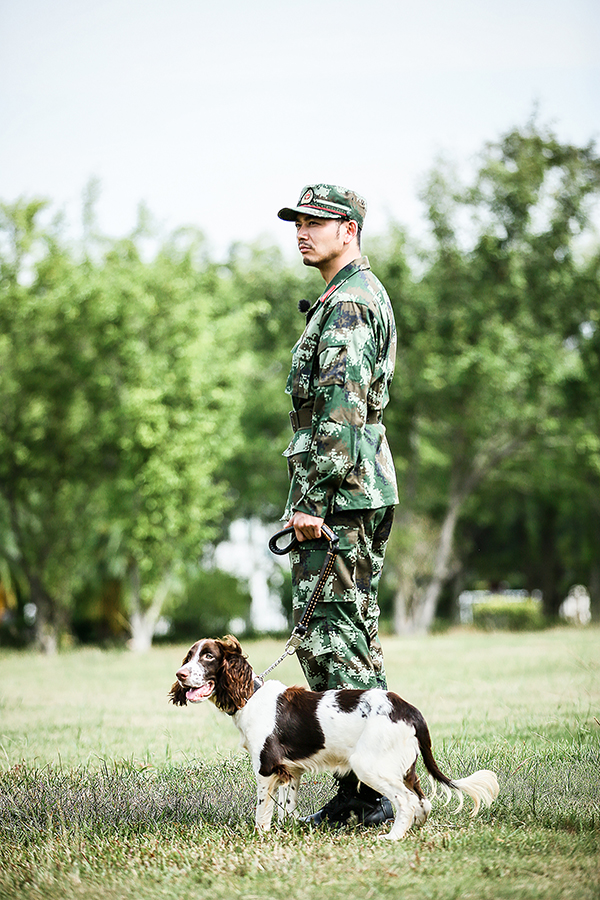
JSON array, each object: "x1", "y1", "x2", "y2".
[{"x1": 286, "y1": 514, "x2": 323, "y2": 542}]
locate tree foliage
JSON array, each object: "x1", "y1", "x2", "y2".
[
  {"x1": 375, "y1": 122, "x2": 600, "y2": 629},
  {"x1": 0, "y1": 203, "x2": 249, "y2": 650},
  {"x1": 1, "y1": 121, "x2": 599, "y2": 650}
]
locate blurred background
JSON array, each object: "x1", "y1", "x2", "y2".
[{"x1": 0, "y1": 0, "x2": 598, "y2": 651}]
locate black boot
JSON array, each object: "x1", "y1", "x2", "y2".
[
  {"x1": 299, "y1": 774, "x2": 357, "y2": 827},
  {"x1": 300, "y1": 773, "x2": 394, "y2": 827},
  {"x1": 353, "y1": 782, "x2": 395, "y2": 826}
]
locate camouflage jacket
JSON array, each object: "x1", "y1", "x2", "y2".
[{"x1": 282, "y1": 256, "x2": 398, "y2": 521}]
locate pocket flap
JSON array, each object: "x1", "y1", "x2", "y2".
[{"x1": 282, "y1": 427, "x2": 312, "y2": 457}]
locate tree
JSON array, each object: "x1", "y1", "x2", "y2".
[
  {"x1": 377, "y1": 122, "x2": 600, "y2": 632},
  {"x1": 0, "y1": 200, "x2": 115, "y2": 650},
  {"x1": 0, "y1": 202, "x2": 250, "y2": 650},
  {"x1": 457, "y1": 243, "x2": 600, "y2": 621},
  {"x1": 91, "y1": 230, "x2": 253, "y2": 650}
]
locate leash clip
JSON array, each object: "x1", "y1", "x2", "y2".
[{"x1": 285, "y1": 625, "x2": 307, "y2": 654}]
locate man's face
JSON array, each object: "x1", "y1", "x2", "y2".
[{"x1": 295, "y1": 213, "x2": 350, "y2": 270}]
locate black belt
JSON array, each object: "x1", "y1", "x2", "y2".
[
  {"x1": 289, "y1": 406, "x2": 382, "y2": 433},
  {"x1": 289, "y1": 407, "x2": 314, "y2": 432}
]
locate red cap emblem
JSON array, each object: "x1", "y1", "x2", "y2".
[{"x1": 300, "y1": 189, "x2": 314, "y2": 205}]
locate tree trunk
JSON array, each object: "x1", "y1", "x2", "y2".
[
  {"x1": 589, "y1": 561, "x2": 600, "y2": 623},
  {"x1": 127, "y1": 564, "x2": 173, "y2": 652},
  {"x1": 128, "y1": 609, "x2": 156, "y2": 653},
  {"x1": 392, "y1": 436, "x2": 526, "y2": 635},
  {"x1": 391, "y1": 512, "x2": 435, "y2": 635},
  {"x1": 7, "y1": 493, "x2": 65, "y2": 653},
  {"x1": 536, "y1": 504, "x2": 565, "y2": 618},
  {"x1": 393, "y1": 585, "x2": 412, "y2": 635},
  {"x1": 393, "y1": 492, "x2": 463, "y2": 634},
  {"x1": 413, "y1": 492, "x2": 462, "y2": 632},
  {"x1": 28, "y1": 573, "x2": 60, "y2": 654}
]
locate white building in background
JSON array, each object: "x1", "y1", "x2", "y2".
[{"x1": 214, "y1": 518, "x2": 288, "y2": 633}]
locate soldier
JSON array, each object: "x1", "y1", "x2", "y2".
[{"x1": 278, "y1": 184, "x2": 398, "y2": 827}]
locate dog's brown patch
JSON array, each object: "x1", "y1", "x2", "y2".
[{"x1": 259, "y1": 686, "x2": 326, "y2": 776}]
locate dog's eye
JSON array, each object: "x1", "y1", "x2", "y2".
[{"x1": 203, "y1": 652, "x2": 214, "y2": 660}]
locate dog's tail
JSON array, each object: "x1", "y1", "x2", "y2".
[
  {"x1": 415, "y1": 717, "x2": 499, "y2": 816},
  {"x1": 430, "y1": 768, "x2": 499, "y2": 816}
]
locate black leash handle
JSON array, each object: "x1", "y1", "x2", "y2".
[
  {"x1": 266, "y1": 523, "x2": 340, "y2": 657},
  {"x1": 268, "y1": 523, "x2": 339, "y2": 555}
]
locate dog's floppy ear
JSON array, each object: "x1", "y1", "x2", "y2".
[
  {"x1": 220, "y1": 634, "x2": 243, "y2": 655},
  {"x1": 169, "y1": 681, "x2": 187, "y2": 706},
  {"x1": 213, "y1": 635, "x2": 254, "y2": 713}
]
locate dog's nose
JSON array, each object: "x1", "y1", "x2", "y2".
[{"x1": 176, "y1": 667, "x2": 188, "y2": 680}]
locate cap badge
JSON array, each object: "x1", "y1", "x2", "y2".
[{"x1": 300, "y1": 188, "x2": 314, "y2": 205}]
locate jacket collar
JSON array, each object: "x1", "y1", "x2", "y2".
[
  {"x1": 320, "y1": 255, "x2": 370, "y2": 302},
  {"x1": 304, "y1": 256, "x2": 370, "y2": 321}
]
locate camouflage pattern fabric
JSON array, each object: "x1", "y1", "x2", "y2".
[
  {"x1": 278, "y1": 183, "x2": 368, "y2": 229},
  {"x1": 283, "y1": 256, "x2": 398, "y2": 522},
  {"x1": 291, "y1": 506, "x2": 394, "y2": 691},
  {"x1": 282, "y1": 256, "x2": 398, "y2": 691}
]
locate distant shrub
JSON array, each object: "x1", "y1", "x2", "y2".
[{"x1": 472, "y1": 596, "x2": 545, "y2": 632}]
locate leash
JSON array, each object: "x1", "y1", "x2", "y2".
[{"x1": 258, "y1": 524, "x2": 339, "y2": 681}]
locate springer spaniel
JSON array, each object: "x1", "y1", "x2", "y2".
[{"x1": 169, "y1": 636, "x2": 499, "y2": 841}]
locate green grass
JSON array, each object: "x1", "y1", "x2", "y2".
[{"x1": 0, "y1": 628, "x2": 599, "y2": 899}]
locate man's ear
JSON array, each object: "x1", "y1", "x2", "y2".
[{"x1": 343, "y1": 218, "x2": 359, "y2": 245}]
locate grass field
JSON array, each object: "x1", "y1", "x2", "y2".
[{"x1": 0, "y1": 627, "x2": 598, "y2": 899}]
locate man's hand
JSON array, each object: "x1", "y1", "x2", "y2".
[{"x1": 286, "y1": 511, "x2": 324, "y2": 543}]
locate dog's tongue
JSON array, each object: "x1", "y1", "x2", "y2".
[{"x1": 186, "y1": 684, "x2": 213, "y2": 702}]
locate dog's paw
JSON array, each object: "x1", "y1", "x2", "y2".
[{"x1": 377, "y1": 825, "x2": 409, "y2": 841}]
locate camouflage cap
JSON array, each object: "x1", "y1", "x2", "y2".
[{"x1": 278, "y1": 184, "x2": 367, "y2": 229}]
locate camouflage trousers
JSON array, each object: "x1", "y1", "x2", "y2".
[{"x1": 290, "y1": 506, "x2": 394, "y2": 692}]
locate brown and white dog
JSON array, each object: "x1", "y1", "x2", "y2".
[{"x1": 169, "y1": 635, "x2": 499, "y2": 840}]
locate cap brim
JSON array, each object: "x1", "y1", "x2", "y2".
[{"x1": 277, "y1": 205, "x2": 344, "y2": 222}]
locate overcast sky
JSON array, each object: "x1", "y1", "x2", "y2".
[{"x1": 1, "y1": 0, "x2": 598, "y2": 257}]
